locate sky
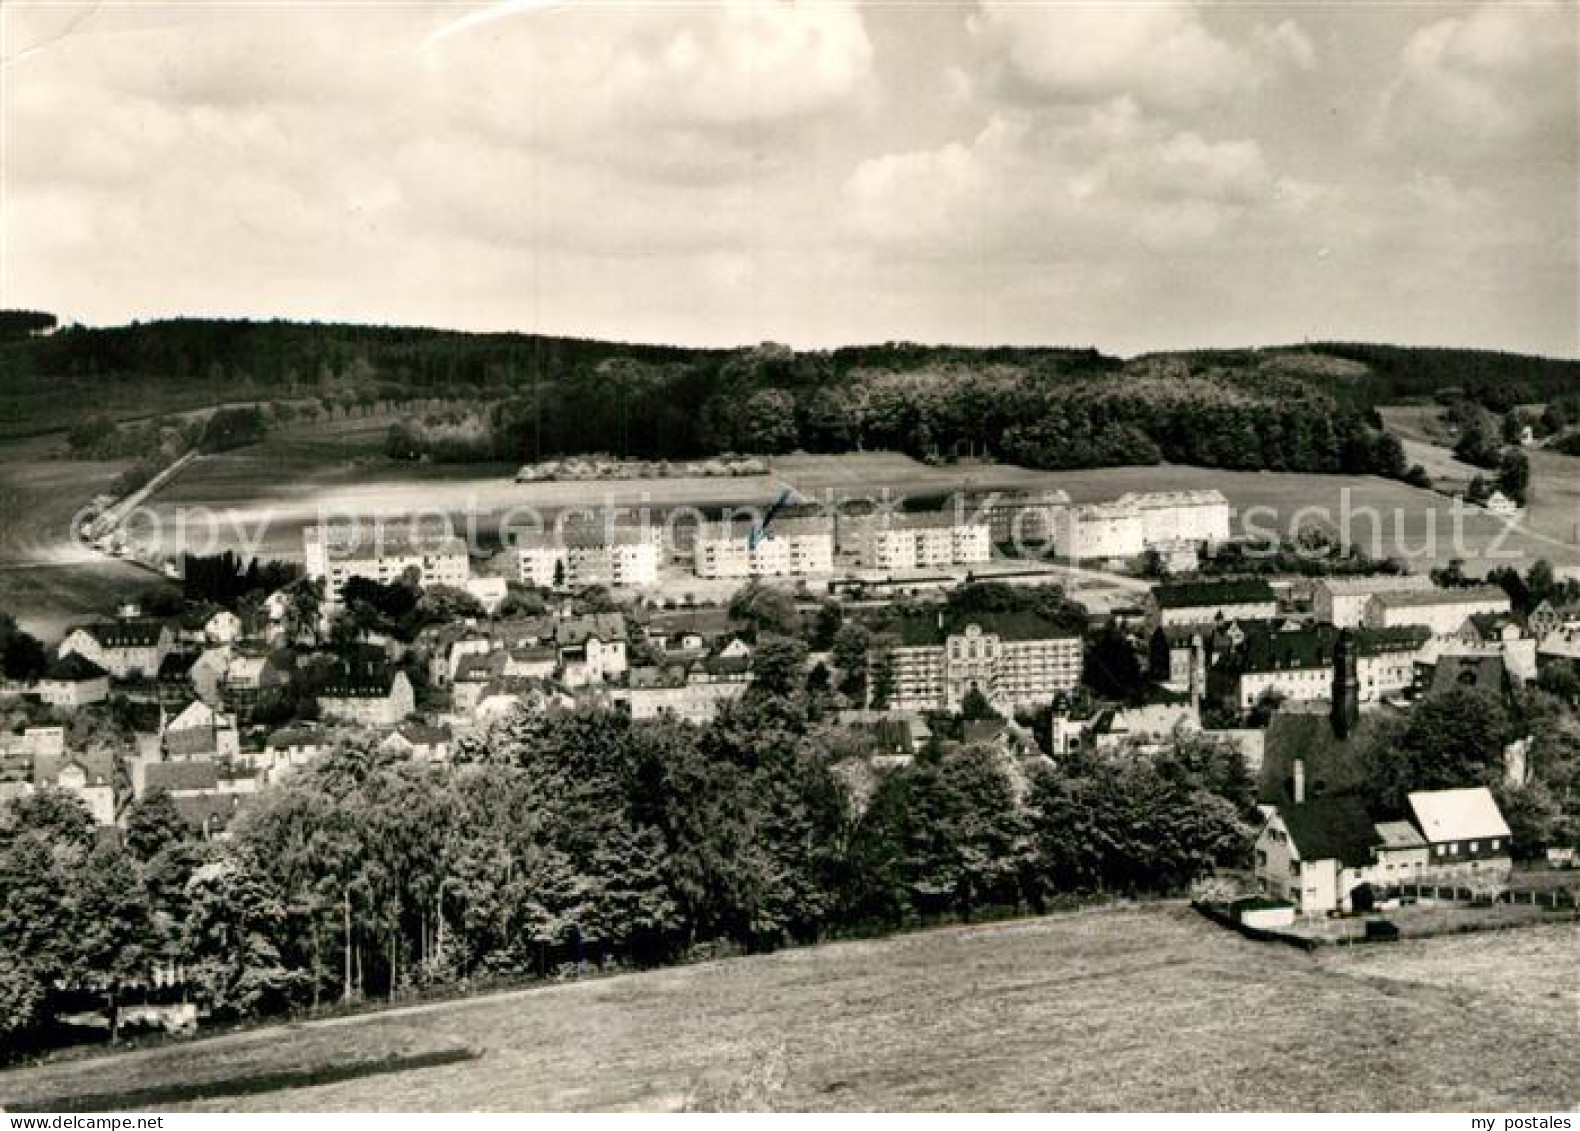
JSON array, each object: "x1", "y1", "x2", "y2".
[{"x1": 2, "y1": 0, "x2": 1576, "y2": 356}]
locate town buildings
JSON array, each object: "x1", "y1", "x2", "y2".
[
  {"x1": 58, "y1": 616, "x2": 174, "y2": 680},
  {"x1": 847, "y1": 511, "x2": 992, "y2": 571}
]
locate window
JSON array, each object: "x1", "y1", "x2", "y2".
[
  {"x1": 1450, "y1": 843, "x2": 1459, "y2": 855},
  {"x1": 1435, "y1": 845, "x2": 1445, "y2": 857},
  {"x1": 1491, "y1": 838, "x2": 1501, "y2": 851},
  {"x1": 1469, "y1": 840, "x2": 1479, "y2": 852}
]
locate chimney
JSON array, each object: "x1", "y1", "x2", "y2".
[{"x1": 1293, "y1": 757, "x2": 1306, "y2": 805}]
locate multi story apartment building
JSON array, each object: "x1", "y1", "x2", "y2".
[
  {"x1": 1115, "y1": 489, "x2": 1231, "y2": 547},
  {"x1": 883, "y1": 611, "x2": 1082, "y2": 713},
  {"x1": 849, "y1": 511, "x2": 991, "y2": 572},
  {"x1": 1059, "y1": 502, "x2": 1146, "y2": 561},
  {"x1": 304, "y1": 525, "x2": 469, "y2": 612},
  {"x1": 693, "y1": 517, "x2": 835, "y2": 579},
  {"x1": 514, "y1": 527, "x2": 660, "y2": 589},
  {"x1": 950, "y1": 490, "x2": 1071, "y2": 545}
]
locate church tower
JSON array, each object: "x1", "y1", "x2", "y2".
[{"x1": 1331, "y1": 628, "x2": 1360, "y2": 739}]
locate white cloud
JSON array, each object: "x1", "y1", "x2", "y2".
[
  {"x1": 1378, "y1": 1, "x2": 1578, "y2": 157},
  {"x1": 843, "y1": 105, "x2": 1274, "y2": 254},
  {"x1": 967, "y1": 2, "x2": 1257, "y2": 112}
]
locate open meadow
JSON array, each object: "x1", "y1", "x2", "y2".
[
  {"x1": 0, "y1": 434, "x2": 176, "y2": 639},
  {"x1": 2, "y1": 905, "x2": 1574, "y2": 1112}
]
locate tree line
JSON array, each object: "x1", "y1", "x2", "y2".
[{"x1": 0, "y1": 690, "x2": 1257, "y2": 1058}]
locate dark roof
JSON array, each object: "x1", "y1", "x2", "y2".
[
  {"x1": 1278, "y1": 795, "x2": 1380, "y2": 869},
  {"x1": 164, "y1": 727, "x2": 219, "y2": 758},
  {"x1": 393, "y1": 722, "x2": 451, "y2": 745},
  {"x1": 1351, "y1": 625, "x2": 1431, "y2": 655},
  {"x1": 1258, "y1": 705, "x2": 1372, "y2": 806},
  {"x1": 554, "y1": 613, "x2": 626, "y2": 647},
  {"x1": 1153, "y1": 578, "x2": 1276, "y2": 610},
  {"x1": 266, "y1": 725, "x2": 326, "y2": 749},
  {"x1": 145, "y1": 760, "x2": 220, "y2": 792},
  {"x1": 74, "y1": 620, "x2": 168, "y2": 648},
  {"x1": 158, "y1": 652, "x2": 199, "y2": 680},
  {"x1": 320, "y1": 661, "x2": 402, "y2": 698},
  {"x1": 1217, "y1": 625, "x2": 1334, "y2": 674},
  {"x1": 888, "y1": 610, "x2": 1080, "y2": 648},
  {"x1": 173, "y1": 792, "x2": 250, "y2": 833},
  {"x1": 43, "y1": 653, "x2": 108, "y2": 682}
]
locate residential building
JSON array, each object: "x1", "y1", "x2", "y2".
[
  {"x1": 693, "y1": 517, "x2": 834, "y2": 579},
  {"x1": 1483, "y1": 490, "x2": 1520, "y2": 517},
  {"x1": 1058, "y1": 502, "x2": 1146, "y2": 561},
  {"x1": 950, "y1": 489, "x2": 1071, "y2": 545},
  {"x1": 883, "y1": 611, "x2": 1082, "y2": 713},
  {"x1": 514, "y1": 527, "x2": 659, "y2": 588},
  {"x1": 621, "y1": 654, "x2": 752, "y2": 724},
  {"x1": 848, "y1": 511, "x2": 991, "y2": 571},
  {"x1": 1409, "y1": 787, "x2": 1513, "y2": 883},
  {"x1": 35, "y1": 654, "x2": 110, "y2": 710},
  {"x1": 303, "y1": 525, "x2": 470, "y2": 613},
  {"x1": 1528, "y1": 599, "x2": 1580, "y2": 640},
  {"x1": 554, "y1": 613, "x2": 628, "y2": 687},
  {"x1": 57, "y1": 618, "x2": 173, "y2": 680},
  {"x1": 52, "y1": 758, "x2": 117, "y2": 825},
  {"x1": 380, "y1": 722, "x2": 453, "y2": 762},
  {"x1": 1209, "y1": 624, "x2": 1333, "y2": 712},
  {"x1": 1312, "y1": 574, "x2": 1436, "y2": 629},
  {"x1": 316, "y1": 662, "x2": 415, "y2": 727},
  {"x1": 1153, "y1": 578, "x2": 1278, "y2": 627},
  {"x1": 1363, "y1": 585, "x2": 1511, "y2": 636},
  {"x1": 1115, "y1": 489, "x2": 1231, "y2": 547},
  {"x1": 1255, "y1": 784, "x2": 1512, "y2": 915}
]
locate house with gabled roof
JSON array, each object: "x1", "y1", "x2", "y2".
[
  {"x1": 1255, "y1": 779, "x2": 1514, "y2": 915},
  {"x1": 34, "y1": 654, "x2": 110, "y2": 710},
  {"x1": 58, "y1": 618, "x2": 173, "y2": 680},
  {"x1": 316, "y1": 661, "x2": 415, "y2": 727}
]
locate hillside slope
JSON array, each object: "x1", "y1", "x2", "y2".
[{"x1": 2, "y1": 906, "x2": 1574, "y2": 1112}]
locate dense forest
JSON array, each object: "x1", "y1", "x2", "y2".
[{"x1": 5, "y1": 316, "x2": 1578, "y2": 478}]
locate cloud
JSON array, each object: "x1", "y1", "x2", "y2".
[
  {"x1": 967, "y1": 2, "x2": 1258, "y2": 113},
  {"x1": 1377, "y1": 1, "x2": 1578, "y2": 159},
  {"x1": 843, "y1": 104, "x2": 1275, "y2": 255}
]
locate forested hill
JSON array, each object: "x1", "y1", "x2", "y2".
[{"x1": 3, "y1": 315, "x2": 1576, "y2": 480}]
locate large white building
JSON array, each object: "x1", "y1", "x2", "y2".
[
  {"x1": 1116, "y1": 490, "x2": 1231, "y2": 548},
  {"x1": 693, "y1": 517, "x2": 834, "y2": 580},
  {"x1": 1363, "y1": 585, "x2": 1512, "y2": 637},
  {"x1": 1313, "y1": 574, "x2": 1436, "y2": 628},
  {"x1": 304, "y1": 526, "x2": 470, "y2": 612},
  {"x1": 885, "y1": 611, "x2": 1082, "y2": 712},
  {"x1": 850, "y1": 511, "x2": 991, "y2": 572},
  {"x1": 514, "y1": 528, "x2": 660, "y2": 589},
  {"x1": 1059, "y1": 502, "x2": 1146, "y2": 561}
]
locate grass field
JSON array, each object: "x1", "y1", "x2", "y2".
[
  {"x1": 0, "y1": 435, "x2": 176, "y2": 640},
  {"x1": 2, "y1": 906, "x2": 1575, "y2": 1112}
]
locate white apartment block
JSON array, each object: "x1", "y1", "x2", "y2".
[
  {"x1": 1313, "y1": 574, "x2": 1436, "y2": 628},
  {"x1": 1115, "y1": 490, "x2": 1231, "y2": 548},
  {"x1": 854, "y1": 512, "x2": 991, "y2": 572},
  {"x1": 514, "y1": 529, "x2": 659, "y2": 589},
  {"x1": 693, "y1": 517, "x2": 835, "y2": 580},
  {"x1": 1059, "y1": 503, "x2": 1146, "y2": 561},
  {"x1": 304, "y1": 526, "x2": 469, "y2": 612}
]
